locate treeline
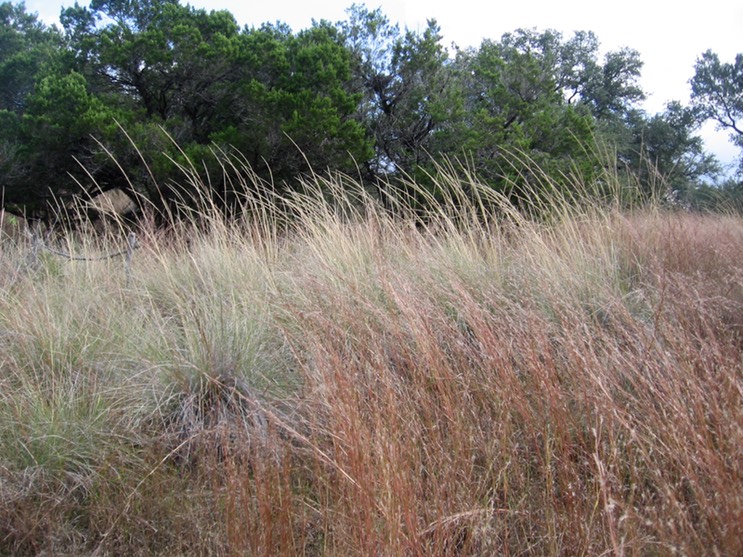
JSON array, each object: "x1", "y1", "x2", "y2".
[{"x1": 0, "y1": 0, "x2": 740, "y2": 222}]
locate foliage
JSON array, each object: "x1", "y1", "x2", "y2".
[
  {"x1": 340, "y1": 5, "x2": 459, "y2": 178},
  {"x1": 690, "y1": 49, "x2": 743, "y2": 177},
  {"x1": 0, "y1": 1, "x2": 62, "y2": 112},
  {"x1": 0, "y1": 1, "x2": 735, "y2": 221},
  {"x1": 452, "y1": 30, "x2": 601, "y2": 203},
  {"x1": 619, "y1": 102, "x2": 722, "y2": 199},
  {"x1": 0, "y1": 2, "x2": 67, "y2": 218}
]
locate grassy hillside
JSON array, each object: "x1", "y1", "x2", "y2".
[{"x1": 1, "y1": 173, "x2": 741, "y2": 555}]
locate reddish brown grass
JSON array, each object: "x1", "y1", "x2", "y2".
[{"x1": 1, "y1": 207, "x2": 741, "y2": 556}]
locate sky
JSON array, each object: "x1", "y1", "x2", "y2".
[{"x1": 24, "y1": 0, "x2": 743, "y2": 171}]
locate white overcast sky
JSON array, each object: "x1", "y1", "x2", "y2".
[{"x1": 25, "y1": 0, "x2": 743, "y2": 169}]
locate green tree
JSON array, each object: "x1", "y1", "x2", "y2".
[
  {"x1": 62, "y1": 0, "x2": 241, "y2": 131},
  {"x1": 276, "y1": 21, "x2": 372, "y2": 175},
  {"x1": 0, "y1": 3, "x2": 106, "y2": 220},
  {"x1": 2, "y1": 69, "x2": 126, "y2": 221},
  {"x1": 690, "y1": 50, "x2": 743, "y2": 175},
  {"x1": 451, "y1": 30, "x2": 600, "y2": 204},
  {"x1": 577, "y1": 47, "x2": 644, "y2": 121},
  {"x1": 57, "y1": 1, "x2": 372, "y2": 214},
  {"x1": 201, "y1": 21, "x2": 372, "y2": 197},
  {"x1": 426, "y1": 28, "x2": 644, "y2": 206},
  {"x1": 340, "y1": 4, "x2": 460, "y2": 177},
  {"x1": 621, "y1": 102, "x2": 720, "y2": 199},
  {"x1": 0, "y1": 1, "x2": 63, "y2": 113}
]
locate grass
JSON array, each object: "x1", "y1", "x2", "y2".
[{"x1": 0, "y1": 164, "x2": 742, "y2": 555}]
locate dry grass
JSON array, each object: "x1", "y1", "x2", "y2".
[{"x1": 0, "y1": 170, "x2": 741, "y2": 555}]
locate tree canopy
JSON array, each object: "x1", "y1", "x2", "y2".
[
  {"x1": 0, "y1": 0, "x2": 734, "y2": 223},
  {"x1": 691, "y1": 50, "x2": 743, "y2": 175}
]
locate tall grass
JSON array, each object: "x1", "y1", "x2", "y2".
[{"x1": 0, "y1": 161, "x2": 741, "y2": 555}]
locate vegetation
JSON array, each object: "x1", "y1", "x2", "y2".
[
  {"x1": 1, "y1": 2, "x2": 742, "y2": 555},
  {"x1": 1, "y1": 160, "x2": 743, "y2": 555},
  {"x1": 1, "y1": 0, "x2": 740, "y2": 223},
  {"x1": 690, "y1": 49, "x2": 743, "y2": 176}
]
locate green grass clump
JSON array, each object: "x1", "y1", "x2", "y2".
[{"x1": 0, "y1": 167, "x2": 741, "y2": 555}]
